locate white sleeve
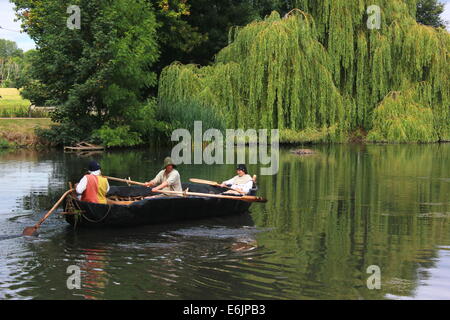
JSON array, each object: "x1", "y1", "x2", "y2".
[
  {"x1": 76, "y1": 176, "x2": 88, "y2": 195},
  {"x1": 223, "y1": 177, "x2": 236, "y2": 185},
  {"x1": 241, "y1": 180, "x2": 254, "y2": 194}
]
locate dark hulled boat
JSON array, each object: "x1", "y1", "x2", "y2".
[{"x1": 63, "y1": 183, "x2": 256, "y2": 228}]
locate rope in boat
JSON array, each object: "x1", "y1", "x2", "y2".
[
  {"x1": 80, "y1": 205, "x2": 112, "y2": 224},
  {"x1": 65, "y1": 195, "x2": 112, "y2": 224}
]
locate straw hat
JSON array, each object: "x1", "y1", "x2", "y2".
[{"x1": 162, "y1": 157, "x2": 177, "y2": 169}]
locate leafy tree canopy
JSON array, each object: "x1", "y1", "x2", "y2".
[
  {"x1": 12, "y1": 0, "x2": 160, "y2": 131},
  {"x1": 416, "y1": 0, "x2": 447, "y2": 28},
  {"x1": 0, "y1": 39, "x2": 24, "y2": 58}
]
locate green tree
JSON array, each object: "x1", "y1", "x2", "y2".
[
  {"x1": 12, "y1": 0, "x2": 160, "y2": 133},
  {"x1": 153, "y1": 0, "x2": 283, "y2": 67},
  {"x1": 416, "y1": 0, "x2": 447, "y2": 28},
  {"x1": 151, "y1": 0, "x2": 207, "y2": 75},
  {"x1": 17, "y1": 49, "x2": 51, "y2": 102},
  {"x1": 0, "y1": 39, "x2": 24, "y2": 87},
  {"x1": 158, "y1": 0, "x2": 448, "y2": 67},
  {"x1": 159, "y1": 1, "x2": 450, "y2": 143},
  {"x1": 0, "y1": 39, "x2": 23, "y2": 58},
  {"x1": 178, "y1": 0, "x2": 260, "y2": 65}
]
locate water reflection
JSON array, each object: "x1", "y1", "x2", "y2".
[{"x1": 0, "y1": 144, "x2": 449, "y2": 299}]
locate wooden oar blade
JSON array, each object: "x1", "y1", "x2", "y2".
[
  {"x1": 22, "y1": 226, "x2": 39, "y2": 237},
  {"x1": 241, "y1": 196, "x2": 268, "y2": 203},
  {"x1": 22, "y1": 189, "x2": 74, "y2": 237}
]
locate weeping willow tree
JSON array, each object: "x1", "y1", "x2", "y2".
[
  {"x1": 158, "y1": 0, "x2": 449, "y2": 143},
  {"x1": 367, "y1": 86, "x2": 437, "y2": 143}
]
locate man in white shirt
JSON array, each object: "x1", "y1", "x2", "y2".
[
  {"x1": 220, "y1": 164, "x2": 254, "y2": 195},
  {"x1": 144, "y1": 157, "x2": 182, "y2": 194},
  {"x1": 75, "y1": 161, "x2": 110, "y2": 204}
]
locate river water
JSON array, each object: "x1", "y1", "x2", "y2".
[{"x1": 0, "y1": 144, "x2": 449, "y2": 300}]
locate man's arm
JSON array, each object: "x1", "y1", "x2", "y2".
[
  {"x1": 221, "y1": 176, "x2": 236, "y2": 187},
  {"x1": 76, "y1": 176, "x2": 88, "y2": 195},
  {"x1": 153, "y1": 171, "x2": 179, "y2": 192},
  {"x1": 152, "y1": 181, "x2": 169, "y2": 192},
  {"x1": 145, "y1": 171, "x2": 162, "y2": 187},
  {"x1": 240, "y1": 180, "x2": 254, "y2": 194}
]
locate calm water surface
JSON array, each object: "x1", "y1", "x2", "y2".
[{"x1": 0, "y1": 144, "x2": 449, "y2": 300}]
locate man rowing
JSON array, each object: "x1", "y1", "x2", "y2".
[
  {"x1": 76, "y1": 161, "x2": 110, "y2": 204},
  {"x1": 220, "y1": 164, "x2": 254, "y2": 195},
  {"x1": 144, "y1": 157, "x2": 182, "y2": 194}
]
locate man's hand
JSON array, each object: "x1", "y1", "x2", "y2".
[{"x1": 144, "y1": 181, "x2": 154, "y2": 188}]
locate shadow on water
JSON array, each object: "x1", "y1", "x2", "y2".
[{"x1": 14, "y1": 212, "x2": 289, "y2": 300}]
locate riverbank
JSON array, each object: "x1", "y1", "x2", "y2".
[{"x1": 0, "y1": 118, "x2": 52, "y2": 148}]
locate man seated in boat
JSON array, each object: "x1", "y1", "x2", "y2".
[
  {"x1": 144, "y1": 157, "x2": 182, "y2": 196},
  {"x1": 220, "y1": 164, "x2": 254, "y2": 195},
  {"x1": 75, "y1": 161, "x2": 110, "y2": 204}
]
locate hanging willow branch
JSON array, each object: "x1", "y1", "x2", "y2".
[{"x1": 158, "y1": 0, "x2": 449, "y2": 143}]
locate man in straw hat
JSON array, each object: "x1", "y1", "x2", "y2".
[{"x1": 144, "y1": 157, "x2": 182, "y2": 193}]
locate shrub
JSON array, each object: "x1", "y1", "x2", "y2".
[
  {"x1": 280, "y1": 126, "x2": 345, "y2": 144},
  {"x1": 0, "y1": 138, "x2": 11, "y2": 149},
  {"x1": 367, "y1": 91, "x2": 438, "y2": 143},
  {"x1": 156, "y1": 100, "x2": 226, "y2": 134},
  {"x1": 129, "y1": 99, "x2": 172, "y2": 143},
  {"x1": 35, "y1": 123, "x2": 88, "y2": 146},
  {"x1": 92, "y1": 124, "x2": 142, "y2": 148}
]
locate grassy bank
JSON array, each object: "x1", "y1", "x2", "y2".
[
  {"x1": 0, "y1": 118, "x2": 52, "y2": 147},
  {"x1": 0, "y1": 88, "x2": 53, "y2": 147},
  {"x1": 0, "y1": 88, "x2": 31, "y2": 117}
]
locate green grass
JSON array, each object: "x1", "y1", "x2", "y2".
[
  {"x1": 0, "y1": 118, "x2": 52, "y2": 133},
  {"x1": 0, "y1": 118, "x2": 53, "y2": 146},
  {"x1": 0, "y1": 88, "x2": 31, "y2": 117}
]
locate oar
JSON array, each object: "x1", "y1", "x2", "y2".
[
  {"x1": 152, "y1": 189, "x2": 267, "y2": 203},
  {"x1": 23, "y1": 189, "x2": 74, "y2": 236},
  {"x1": 104, "y1": 176, "x2": 147, "y2": 186},
  {"x1": 189, "y1": 178, "x2": 247, "y2": 194},
  {"x1": 105, "y1": 176, "x2": 267, "y2": 203}
]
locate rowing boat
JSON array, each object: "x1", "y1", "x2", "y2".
[{"x1": 63, "y1": 183, "x2": 258, "y2": 228}]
